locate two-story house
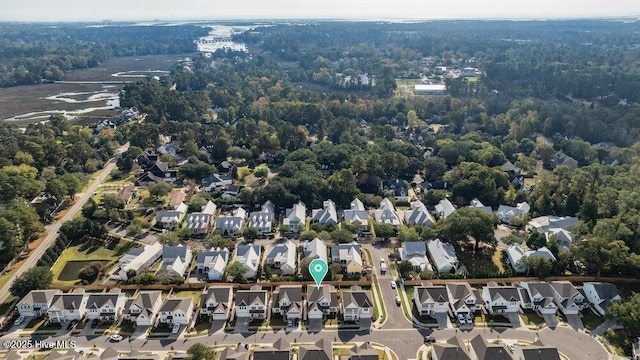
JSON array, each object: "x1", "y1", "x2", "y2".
[
  {"x1": 496, "y1": 202, "x2": 530, "y2": 224},
  {"x1": 161, "y1": 245, "x2": 193, "y2": 278},
  {"x1": 47, "y1": 289, "x2": 88, "y2": 324},
  {"x1": 404, "y1": 201, "x2": 436, "y2": 227},
  {"x1": 253, "y1": 339, "x2": 290, "y2": 360},
  {"x1": 158, "y1": 297, "x2": 194, "y2": 325},
  {"x1": 306, "y1": 285, "x2": 339, "y2": 326},
  {"x1": 283, "y1": 201, "x2": 306, "y2": 232},
  {"x1": 118, "y1": 242, "x2": 163, "y2": 281},
  {"x1": 86, "y1": 289, "x2": 127, "y2": 321},
  {"x1": 414, "y1": 286, "x2": 449, "y2": 319},
  {"x1": 235, "y1": 244, "x2": 261, "y2": 279},
  {"x1": 17, "y1": 290, "x2": 62, "y2": 318},
  {"x1": 298, "y1": 339, "x2": 332, "y2": 360},
  {"x1": 196, "y1": 247, "x2": 230, "y2": 281},
  {"x1": 303, "y1": 238, "x2": 328, "y2": 263},
  {"x1": 446, "y1": 283, "x2": 481, "y2": 318},
  {"x1": 311, "y1": 199, "x2": 338, "y2": 225},
  {"x1": 481, "y1": 284, "x2": 521, "y2": 315},
  {"x1": 400, "y1": 241, "x2": 431, "y2": 272},
  {"x1": 235, "y1": 285, "x2": 268, "y2": 321},
  {"x1": 185, "y1": 201, "x2": 217, "y2": 235},
  {"x1": 427, "y1": 239, "x2": 459, "y2": 273},
  {"x1": 583, "y1": 282, "x2": 622, "y2": 316},
  {"x1": 341, "y1": 286, "x2": 373, "y2": 329},
  {"x1": 215, "y1": 207, "x2": 246, "y2": 237},
  {"x1": 520, "y1": 282, "x2": 558, "y2": 315},
  {"x1": 469, "y1": 335, "x2": 512, "y2": 360},
  {"x1": 432, "y1": 336, "x2": 471, "y2": 360},
  {"x1": 373, "y1": 198, "x2": 401, "y2": 229},
  {"x1": 331, "y1": 242, "x2": 363, "y2": 277},
  {"x1": 199, "y1": 286, "x2": 233, "y2": 321},
  {"x1": 343, "y1": 198, "x2": 369, "y2": 233},
  {"x1": 271, "y1": 285, "x2": 303, "y2": 325},
  {"x1": 435, "y1": 198, "x2": 456, "y2": 219},
  {"x1": 265, "y1": 240, "x2": 297, "y2": 275},
  {"x1": 202, "y1": 173, "x2": 233, "y2": 192},
  {"x1": 155, "y1": 203, "x2": 188, "y2": 230},
  {"x1": 549, "y1": 281, "x2": 586, "y2": 315},
  {"x1": 124, "y1": 290, "x2": 163, "y2": 326},
  {"x1": 247, "y1": 201, "x2": 275, "y2": 236}
]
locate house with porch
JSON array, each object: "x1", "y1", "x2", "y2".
[
  {"x1": 248, "y1": 201, "x2": 275, "y2": 236},
  {"x1": 155, "y1": 203, "x2": 188, "y2": 230},
  {"x1": 414, "y1": 286, "x2": 449, "y2": 319},
  {"x1": 161, "y1": 245, "x2": 193, "y2": 277},
  {"x1": 124, "y1": 290, "x2": 163, "y2": 326},
  {"x1": 158, "y1": 297, "x2": 194, "y2": 325},
  {"x1": 283, "y1": 201, "x2": 306, "y2": 232},
  {"x1": 311, "y1": 199, "x2": 338, "y2": 225},
  {"x1": 235, "y1": 285, "x2": 268, "y2": 321},
  {"x1": 271, "y1": 285, "x2": 303, "y2": 324},
  {"x1": 86, "y1": 289, "x2": 127, "y2": 321},
  {"x1": 344, "y1": 198, "x2": 369, "y2": 233},
  {"x1": 199, "y1": 286, "x2": 233, "y2": 321},
  {"x1": 306, "y1": 285, "x2": 339, "y2": 322},
  {"x1": 215, "y1": 207, "x2": 246, "y2": 237},
  {"x1": 520, "y1": 282, "x2": 558, "y2": 315},
  {"x1": 17, "y1": 290, "x2": 62, "y2": 318},
  {"x1": 331, "y1": 242, "x2": 363, "y2": 277},
  {"x1": 435, "y1": 198, "x2": 456, "y2": 219},
  {"x1": 374, "y1": 198, "x2": 401, "y2": 229},
  {"x1": 47, "y1": 289, "x2": 88, "y2": 324},
  {"x1": 404, "y1": 201, "x2": 436, "y2": 227},
  {"x1": 118, "y1": 242, "x2": 163, "y2": 281},
  {"x1": 583, "y1": 282, "x2": 622, "y2": 316},
  {"x1": 341, "y1": 286, "x2": 373, "y2": 328},
  {"x1": 196, "y1": 247, "x2": 230, "y2": 281},
  {"x1": 446, "y1": 283, "x2": 481, "y2": 317},
  {"x1": 549, "y1": 281, "x2": 586, "y2": 315},
  {"x1": 265, "y1": 240, "x2": 297, "y2": 275},
  {"x1": 427, "y1": 239, "x2": 459, "y2": 273},
  {"x1": 235, "y1": 244, "x2": 261, "y2": 279},
  {"x1": 399, "y1": 241, "x2": 431, "y2": 272},
  {"x1": 185, "y1": 201, "x2": 217, "y2": 235},
  {"x1": 303, "y1": 238, "x2": 328, "y2": 263},
  {"x1": 482, "y1": 284, "x2": 521, "y2": 315}
]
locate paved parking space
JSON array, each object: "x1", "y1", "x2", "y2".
[
  {"x1": 307, "y1": 318, "x2": 322, "y2": 333},
  {"x1": 506, "y1": 312, "x2": 523, "y2": 327},
  {"x1": 210, "y1": 319, "x2": 225, "y2": 334},
  {"x1": 542, "y1": 313, "x2": 558, "y2": 329},
  {"x1": 433, "y1": 313, "x2": 449, "y2": 329},
  {"x1": 235, "y1": 317, "x2": 250, "y2": 333},
  {"x1": 565, "y1": 314, "x2": 583, "y2": 330}
]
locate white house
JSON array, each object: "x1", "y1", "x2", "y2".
[
  {"x1": 583, "y1": 282, "x2": 622, "y2": 316},
  {"x1": 124, "y1": 290, "x2": 163, "y2": 326},
  {"x1": 155, "y1": 203, "x2": 188, "y2": 230},
  {"x1": 185, "y1": 201, "x2": 217, "y2": 235},
  {"x1": 527, "y1": 215, "x2": 578, "y2": 234},
  {"x1": 414, "y1": 286, "x2": 449, "y2": 318},
  {"x1": 427, "y1": 239, "x2": 459, "y2": 273},
  {"x1": 199, "y1": 286, "x2": 233, "y2": 321},
  {"x1": 265, "y1": 240, "x2": 297, "y2": 275},
  {"x1": 47, "y1": 289, "x2": 88, "y2": 324},
  {"x1": 196, "y1": 247, "x2": 230, "y2": 281},
  {"x1": 283, "y1": 201, "x2": 306, "y2": 231},
  {"x1": 86, "y1": 289, "x2": 127, "y2": 321},
  {"x1": 469, "y1": 198, "x2": 492, "y2": 213},
  {"x1": 374, "y1": 198, "x2": 401, "y2": 228},
  {"x1": 344, "y1": 198, "x2": 369, "y2": 233},
  {"x1": 161, "y1": 245, "x2": 193, "y2": 277},
  {"x1": 331, "y1": 242, "x2": 363, "y2": 277},
  {"x1": 520, "y1": 282, "x2": 557, "y2": 315},
  {"x1": 546, "y1": 228, "x2": 573, "y2": 251},
  {"x1": 248, "y1": 201, "x2": 275, "y2": 235},
  {"x1": 235, "y1": 285, "x2": 268, "y2": 321},
  {"x1": 435, "y1": 198, "x2": 456, "y2": 219},
  {"x1": 17, "y1": 290, "x2": 62, "y2": 317},
  {"x1": 496, "y1": 202, "x2": 530, "y2": 224},
  {"x1": 506, "y1": 244, "x2": 556, "y2": 273},
  {"x1": 271, "y1": 285, "x2": 303, "y2": 323},
  {"x1": 549, "y1": 281, "x2": 586, "y2": 315},
  {"x1": 446, "y1": 283, "x2": 481, "y2": 316},
  {"x1": 215, "y1": 207, "x2": 246, "y2": 236},
  {"x1": 341, "y1": 286, "x2": 373, "y2": 325},
  {"x1": 303, "y1": 237, "x2": 327, "y2": 263},
  {"x1": 202, "y1": 173, "x2": 233, "y2": 192},
  {"x1": 118, "y1": 242, "x2": 163, "y2": 281},
  {"x1": 400, "y1": 241, "x2": 431, "y2": 271},
  {"x1": 311, "y1": 199, "x2": 338, "y2": 225},
  {"x1": 306, "y1": 285, "x2": 338, "y2": 321},
  {"x1": 404, "y1": 201, "x2": 436, "y2": 227},
  {"x1": 235, "y1": 244, "x2": 261, "y2": 279},
  {"x1": 158, "y1": 297, "x2": 194, "y2": 325},
  {"x1": 482, "y1": 285, "x2": 521, "y2": 315}
]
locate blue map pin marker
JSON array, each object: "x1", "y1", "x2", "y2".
[{"x1": 309, "y1": 258, "x2": 328, "y2": 288}]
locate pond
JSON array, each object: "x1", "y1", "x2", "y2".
[{"x1": 58, "y1": 260, "x2": 110, "y2": 281}]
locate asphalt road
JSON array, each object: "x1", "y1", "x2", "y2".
[{"x1": 0, "y1": 142, "x2": 130, "y2": 304}]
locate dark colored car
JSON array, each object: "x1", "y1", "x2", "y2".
[{"x1": 424, "y1": 336, "x2": 436, "y2": 343}]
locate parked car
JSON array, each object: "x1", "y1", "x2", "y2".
[
  {"x1": 457, "y1": 313, "x2": 467, "y2": 324},
  {"x1": 14, "y1": 315, "x2": 25, "y2": 326},
  {"x1": 91, "y1": 319, "x2": 100, "y2": 328},
  {"x1": 395, "y1": 295, "x2": 401, "y2": 306},
  {"x1": 109, "y1": 335, "x2": 123, "y2": 342},
  {"x1": 424, "y1": 336, "x2": 436, "y2": 343},
  {"x1": 66, "y1": 320, "x2": 79, "y2": 330},
  {"x1": 390, "y1": 280, "x2": 397, "y2": 289},
  {"x1": 172, "y1": 324, "x2": 180, "y2": 334}
]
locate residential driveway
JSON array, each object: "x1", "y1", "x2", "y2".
[
  {"x1": 210, "y1": 319, "x2": 225, "y2": 334},
  {"x1": 359, "y1": 317, "x2": 372, "y2": 331},
  {"x1": 506, "y1": 312, "x2": 523, "y2": 327},
  {"x1": 235, "y1": 317, "x2": 250, "y2": 333},
  {"x1": 433, "y1": 313, "x2": 449, "y2": 329},
  {"x1": 130, "y1": 325, "x2": 149, "y2": 340},
  {"x1": 542, "y1": 313, "x2": 558, "y2": 329},
  {"x1": 565, "y1": 314, "x2": 583, "y2": 330},
  {"x1": 591, "y1": 317, "x2": 620, "y2": 336},
  {"x1": 307, "y1": 318, "x2": 323, "y2": 333}
]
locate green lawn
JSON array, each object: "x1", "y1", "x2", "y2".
[
  {"x1": 173, "y1": 290, "x2": 203, "y2": 305},
  {"x1": 604, "y1": 329, "x2": 633, "y2": 356},
  {"x1": 581, "y1": 311, "x2": 604, "y2": 331},
  {"x1": 51, "y1": 238, "x2": 135, "y2": 285},
  {"x1": 520, "y1": 311, "x2": 545, "y2": 326}
]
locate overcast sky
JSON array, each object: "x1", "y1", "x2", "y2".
[{"x1": 1, "y1": 0, "x2": 639, "y2": 22}]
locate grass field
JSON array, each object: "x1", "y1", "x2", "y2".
[{"x1": 51, "y1": 238, "x2": 135, "y2": 285}]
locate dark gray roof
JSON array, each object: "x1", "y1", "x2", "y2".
[
  {"x1": 163, "y1": 246, "x2": 190, "y2": 261},
  {"x1": 50, "y1": 293, "x2": 86, "y2": 311},
  {"x1": 549, "y1": 281, "x2": 579, "y2": 299},
  {"x1": 200, "y1": 287, "x2": 233, "y2": 308},
  {"x1": 520, "y1": 347, "x2": 561, "y2": 360},
  {"x1": 590, "y1": 282, "x2": 621, "y2": 301},
  {"x1": 196, "y1": 249, "x2": 229, "y2": 265},
  {"x1": 470, "y1": 335, "x2": 511, "y2": 360},
  {"x1": 219, "y1": 346, "x2": 249, "y2": 360},
  {"x1": 487, "y1": 286, "x2": 521, "y2": 302},
  {"x1": 432, "y1": 336, "x2": 471, "y2": 360},
  {"x1": 20, "y1": 289, "x2": 61, "y2": 306},
  {"x1": 417, "y1": 286, "x2": 448, "y2": 303},
  {"x1": 236, "y1": 244, "x2": 261, "y2": 257},
  {"x1": 127, "y1": 291, "x2": 162, "y2": 313},
  {"x1": 403, "y1": 241, "x2": 426, "y2": 256},
  {"x1": 299, "y1": 339, "x2": 332, "y2": 360},
  {"x1": 525, "y1": 282, "x2": 555, "y2": 299},
  {"x1": 159, "y1": 298, "x2": 192, "y2": 313},
  {"x1": 349, "y1": 343, "x2": 379, "y2": 360},
  {"x1": 342, "y1": 288, "x2": 373, "y2": 308},
  {"x1": 86, "y1": 291, "x2": 123, "y2": 310},
  {"x1": 252, "y1": 339, "x2": 290, "y2": 360},
  {"x1": 235, "y1": 288, "x2": 267, "y2": 307}
]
